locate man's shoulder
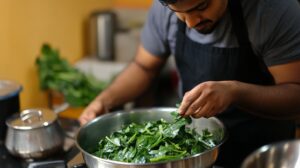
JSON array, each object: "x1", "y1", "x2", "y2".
[
  {"x1": 149, "y1": 0, "x2": 174, "y2": 20},
  {"x1": 241, "y1": 0, "x2": 294, "y2": 17},
  {"x1": 241, "y1": 0, "x2": 297, "y2": 36},
  {"x1": 241, "y1": 0, "x2": 300, "y2": 66}
]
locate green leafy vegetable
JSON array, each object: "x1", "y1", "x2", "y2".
[
  {"x1": 94, "y1": 112, "x2": 221, "y2": 163},
  {"x1": 35, "y1": 44, "x2": 109, "y2": 107}
]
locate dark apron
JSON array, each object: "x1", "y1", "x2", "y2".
[{"x1": 174, "y1": 0, "x2": 295, "y2": 167}]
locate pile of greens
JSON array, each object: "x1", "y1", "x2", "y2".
[
  {"x1": 36, "y1": 44, "x2": 109, "y2": 107},
  {"x1": 95, "y1": 112, "x2": 221, "y2": 163}
]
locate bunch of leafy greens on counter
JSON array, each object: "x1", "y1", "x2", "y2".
[
  {"x1": 35, "y1": 44, "x2": 109, "y2": 107},
  {"x1": 94, "y1": 112, "x2": 222, "y2": 163}
]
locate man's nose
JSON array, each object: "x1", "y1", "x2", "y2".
[{"x1": 185, "y1": 14, "x2": 201, "y2": 28}]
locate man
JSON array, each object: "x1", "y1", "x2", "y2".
[{"x1": 79, "y1": 0, "x2": 300, "y2": 167}]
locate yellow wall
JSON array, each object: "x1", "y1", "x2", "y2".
[
  {"x1": 114, "y1": 0, "x2": 152, "y2": 8},
  {"x1": 0, "y1": 0, "x2": 152, "y2": 112}
]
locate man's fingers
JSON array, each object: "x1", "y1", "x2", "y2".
[
  {"x1": 78, "y1": 116, "x2": 88, "y2": 126},
  {"x1": 180, "y1": 87, "x2": 208, "y2": 116},
  {"x1": 179, "y1": 90, "x2": 202, "y2": 115},
  {"x1": 192, "y1": 103, "x2": 211, "y2": 118},
  {"x1": 79, "y1": 106, "x2": 97, "y2": 125},
  {"x1": 184, "y1": 95, "x2": 206, "y2": 116}
]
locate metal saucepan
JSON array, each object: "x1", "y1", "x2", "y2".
[
  {"x1": 5, "y1": 108, "x2": 65, "y2": 159},
  {"x1": 76, "y1": 107, "x2": 227, "y2": 168},
  {"x1": 241, "y1": 139, "x2": 300, "y2": 168}
]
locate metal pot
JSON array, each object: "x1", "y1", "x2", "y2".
[
  {"x1": 88, "y1": 10, "x2": 117, "y2": 61},
  {"x1": 5, "y1": 108, "x2": 65, "y2": 159},
  {"x1": 241, "y1": 139, "x2": 300, "y2": 168},
  {"x1": 0, "y1": 80, "x2": 22, "y2": 141},
  {"x1": 76, "y1": 107, "x2": 227, "y2": 168}
]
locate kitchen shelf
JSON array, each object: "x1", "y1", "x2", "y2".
[{"x1": 75, "y1": 56, "x2": 128, "y2": 81}]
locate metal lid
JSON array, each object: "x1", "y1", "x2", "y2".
[
  {"x1": 6, "y1": 108, "x2": 58, "y2": 130},
  {"x1": 0, "y1": 80, "x2": 22, "y2": 101}
]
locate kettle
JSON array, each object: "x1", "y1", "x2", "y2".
[{"x1": 88, "y1": 10, "x2": 117, "y2": 61}]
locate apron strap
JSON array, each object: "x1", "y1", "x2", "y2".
[
  {"x1": 228, "y1": 0, "x2": 251, "y2": 47},
  {"x1": 228, "y1": 0, "x2": 275, "y2": 84}
]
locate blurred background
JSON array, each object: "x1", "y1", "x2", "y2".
[{"x1": 0, "y1": 0, "x2": 159, "y2": 119}]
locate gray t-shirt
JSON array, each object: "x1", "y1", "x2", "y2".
[{"x1": 141, "y1": 0, "x2": 300, "y2": 66}]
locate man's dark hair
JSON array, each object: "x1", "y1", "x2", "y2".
[{"x1": 159, "y1": 0, "x2": 178, "y2": 5}]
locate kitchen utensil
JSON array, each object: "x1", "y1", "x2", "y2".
[
  {"x1": 88, "y1": 10, "x2": 117, "y2": 61},
  {"x1": 76, "y1": 107, "x2": 227, "y2": 168},
  {"x1": 5, "y1": 108, "x2": 65, "y2": 159},
  {"x1": 0, "y1": 80, "x2": 22, "y2": 141},
  {"x1": 241, "y1": 139, "x2": 300, "y2": 168}
]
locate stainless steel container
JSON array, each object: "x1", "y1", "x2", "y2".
[
  {"x1": 241, "y1": 139, "x2": 300, "y2": 168},
  {"x1": 5, "y1": 108, "x2": 65, "y2": 159},
  {"x1": 76, "y1": 107, "x2": 227, "y2": 168},
  {"x1": 88, "y1": 10, "x2": 116, "y2": 61}
]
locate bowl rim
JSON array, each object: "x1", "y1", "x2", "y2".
[
  {"x1": 75, "y1": 107, "x2": 228, "y2": 165},
  {"x1": 241, "y1": 139, "x2": 300, "y2": 168}
]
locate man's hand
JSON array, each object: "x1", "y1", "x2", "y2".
[
  {"x1": 78, "y1": 98, "x2": 108, "y2": 125},
  {"x1": 178, "y1": 81, "x2": 238, "y2": 118}
]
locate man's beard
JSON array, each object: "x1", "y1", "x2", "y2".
[{"x1": 194, "y1": 19, "x2": 219, "y2": 34}]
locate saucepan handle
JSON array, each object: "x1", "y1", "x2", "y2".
[
  {"x1": 53, "y1": 102, "x2": 70, "y2": 114},
  {"x1": 20, "y1": 109, "x2": 42, "y2": 123},
  {"x1": 27, "y1": 160, "x2": 65, "y2": 168},
  {"x1": 71, "y1": 163, "x2": 87, "y2": 168}
]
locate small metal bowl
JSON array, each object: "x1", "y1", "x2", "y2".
[{"x1": 241, "y1": 139, "x2": 300, "y2": 168}]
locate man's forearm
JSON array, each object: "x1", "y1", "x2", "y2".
[
  {"x1": 234, "y1": 81, "x2": 300, "y2": 119},
  {"x1": 95, "y1": 61, "x2": 159, "y2": 110}
]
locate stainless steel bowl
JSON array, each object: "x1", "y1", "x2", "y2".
[
  {"x1": 76, "y1": 107, "x2": 227, "y2": 168},
  {"x1": 241, "y1": 139, "x2": 300, "y2": 168}
]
